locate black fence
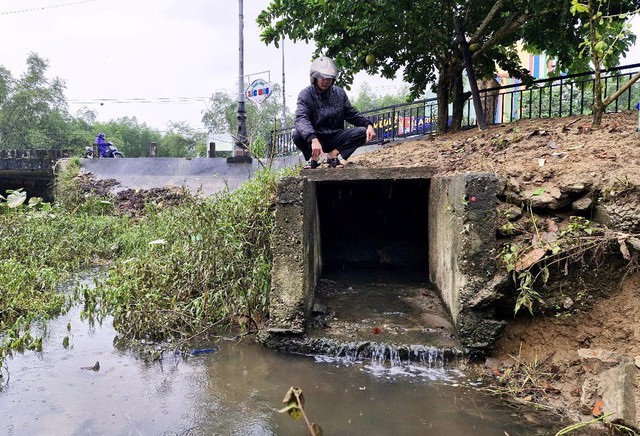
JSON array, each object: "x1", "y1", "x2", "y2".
[{"x1": 269, "y1": 63, "x2": 640, "y2": 157}]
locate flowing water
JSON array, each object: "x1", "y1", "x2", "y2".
[{"x1": 0, "y1": 285, "x2": 562, "y2": 435}]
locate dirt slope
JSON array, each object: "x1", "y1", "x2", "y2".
[
  {"x1": 352, "y1": 111, "x2": 640, "y2": 192},
  {"x1": 350, "y1": 110, "x2": 640, "y2": 428}
]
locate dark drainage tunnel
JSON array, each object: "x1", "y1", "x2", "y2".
[{"x1": 316, "y1": 178, "x2": 430, "y2": 278}]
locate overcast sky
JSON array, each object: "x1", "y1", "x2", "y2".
[{"x1": 1, "y1": 0, "x2": 639, "y2": 132}]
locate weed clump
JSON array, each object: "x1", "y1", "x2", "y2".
[{"x1": 1, "y1": 164, "x2": 294, "y2": 370}]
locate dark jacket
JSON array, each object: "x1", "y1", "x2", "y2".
[{"x1": 294, "y1": 84, "x2": 371, "y2": 143}]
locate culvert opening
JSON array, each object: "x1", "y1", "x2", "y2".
[
  {"x1": 307, "y1": 177, "x2": 461, "y2": 351},
  {"x1": 268, "y1": 171, "x2": 498, "y2": 357},
  {"x1": 316, "y1": 178, "x2": 430, "y2": 278}
]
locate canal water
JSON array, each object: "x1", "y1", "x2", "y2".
[{"x1": 0, "y1": 299, "x2": 561, "y2": 435}]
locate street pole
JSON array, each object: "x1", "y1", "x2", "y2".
[
  {"x1": 281, "y1": 37, "x2": 287, "y2": 123},
  {"x1": 231, "y1": 0, "x2": 251, "y2": 163}
]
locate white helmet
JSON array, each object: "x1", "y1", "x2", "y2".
[{"x1": 309, "y1": 56, "x2": 338, "y2": 85}]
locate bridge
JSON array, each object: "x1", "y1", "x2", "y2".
[
  {"x1": 0, "y1": 149, "x2": 307, "y2": 200},
  {"x1": 0, "y1": 149, "x2": 73, "y2": 200}
]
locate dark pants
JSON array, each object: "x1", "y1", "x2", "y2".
[{"x1": 293, "y1": 127, "x2": 367, "y2": 161}]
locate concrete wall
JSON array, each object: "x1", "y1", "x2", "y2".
[
  {"x1": 268, "y1": 177, "x2": 322, "y2": 333},
  {"x1": 429, "y1": 173, "x2": 505, "y2": 354},
  {"x1": 0, "y1": 149, "x2": 72, "y2": 170}
]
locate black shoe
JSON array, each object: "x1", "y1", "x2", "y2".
[
  {"x1": 327, "y1": 157, "x2": 344, "y2": 168},
  {"x1": 304, "y1": 159, "x2": 320, "y2": 169}
]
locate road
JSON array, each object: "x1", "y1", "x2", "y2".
[
  {"x1": 79, "y1": 155, "x2": 305, "y2": 196},
  {"x1": 78, "y1": 144, "x2": 382, "y2": 196}
]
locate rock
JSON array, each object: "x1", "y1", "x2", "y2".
[
  {"x1": 578, "y1": 350, "x2": 637, "y2": 424},
  {"x1": 592, "y1": 204, "x2": 613, "y2": 227},
  {"x1": 523, "y1": 186, "x2": 571, "y2": 210},
  {"x1": 507, "y1": 178, "x2": 521, "y2": 193},
  {"x1": 497, "y1": 202, "x2": 523, "y2": 221},
  {"x1": 571, "y1": 196, "x2": 593, "y2": 212},
  {"x1": 565, "y1": 183, "x2": 589, "y2": 194},
  {"x1": 595, "y1": 198, "x2": 640, "y2": 232},
  {"x1": 496, "y1": 175, "x2": 508, "y2": 196},
  {"x1": 580, "y1": 376, "x2": 599, "y2": 415},
  {"x1": 578, "y1": 348, "x2": 626, "y2": 373},
  {"x1": 596, "y1": 363, "x2": 636, "y2": 423},
  {"x1": 562, "y1": 296, "x2": 574, "y2": 309},
  {"x1": 484, "y1": 357, "x2": 502, "y2": 370},
  {"x1": 628, "y1": 238, "x2": 640, "y2": 251}
]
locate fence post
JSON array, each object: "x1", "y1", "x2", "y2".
[
  {"x1": 93, "y1": 143, "x2": 99, "y2": 159},
  {"x1": 150, "y1": 142, "x2": 157, "y2": 157}
]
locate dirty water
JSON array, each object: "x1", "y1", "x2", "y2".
[
  {"x1": 1, "y1": 287, "x2": 561, "y2": 436},
  {"x1": 311, "y1": 269, "x2": 459, "y2": 350}
]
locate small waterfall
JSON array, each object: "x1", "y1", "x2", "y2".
[{"x1": 296, "y1": 337, "x2": 463, "y2": 373}]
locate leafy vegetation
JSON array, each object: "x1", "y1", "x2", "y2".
[
  {"x1": 569, "y1": 0, "x2": 640, "y2": 126},
  {"x1": 0, "y1": 161, "x2": 296, "y2": 371},
  {"x1": 83, "y1": 168, "x2": 284, "y2": 347},
  {"x1": 484, "y1": 348, "x2": 558, "y2": 409},
  {"x1": 499, "y1": 202, "x2": 640, "y2": 317},
  {"x1": 257, "y1": 0, "x2": 637, "y2": 133},
  {"x1": 0, "y1": 187, "x2": 125, "y2": 371}
]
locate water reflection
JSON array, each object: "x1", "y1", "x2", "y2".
[{"x1": 0, "y1": 304, "x2": 558, "y2": 435}]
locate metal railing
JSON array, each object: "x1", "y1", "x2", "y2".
[{"x1": 269, "y1": 63, "x2": 640, "y2": 157}]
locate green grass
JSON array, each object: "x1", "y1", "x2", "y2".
[{"x1": 0, "y1": 163, "x2": 296, "y2": 369}]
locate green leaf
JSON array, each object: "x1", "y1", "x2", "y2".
[
  {"x1": 7, "y1": 190, "x2": 27, "y2": 208},
  {"x1": 28, "y1": 197, "x2": 43, "y2": 208},
  {"x1": 278, "y1": 402, "x2": 302, "y2": 420}
]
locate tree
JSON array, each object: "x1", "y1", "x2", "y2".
[
  {"x1": 159, "y1": 122, "x2": 205, "y2": 157},
  {"x1": 202, "y1": 83, "x2": 293, "y2": 154},
  {"x1": 350, "y1": 82, "x2": 411, "y2": 112},
  {"x1": 0, "y1": 53, "x2": 71, "y2": 149},
  {"x1": 569, "y1": 0, "x2": 639, "y2": 127},
  {"x1": 202, "y1": 91, "x2": 235, "y2": 135},
  {"x1": 257, "y1": 0, "x2": 635, "y2": 133}
]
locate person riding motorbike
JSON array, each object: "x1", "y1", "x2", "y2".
[{"x1": 95, "y1": 133, "x2": 108, "y2": 157}]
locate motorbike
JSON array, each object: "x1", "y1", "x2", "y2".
[{"x1": 85, "y1": 142, "x2": 124, "y2": 158}]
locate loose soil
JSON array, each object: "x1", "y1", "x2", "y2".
[{"x1": 349, "y1": 110, "x2": 640, "y2": 430}]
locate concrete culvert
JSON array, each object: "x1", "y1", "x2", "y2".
[{"x1": 263, "y1": 167, "x2": 504, "y2": 359}]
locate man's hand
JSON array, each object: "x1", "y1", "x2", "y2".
[
  {"x1": 311, "y1": 138, "x2": 323, "y2": 157},
  {"x1": 366, "y1": 125, "x2": 377, "y2": 142}
]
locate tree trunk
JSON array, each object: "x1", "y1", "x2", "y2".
[
  {"x1": 436, "y1": 72, "x2": 451, "y2": 134},
  {"x1": 592, "y1": 100, "x2": 604, "y2": 127},
  {"x1": 450, "y1": 71, "x2": 466, "y2": 133},
  {"x1": 477, "y1": 77, "x2": 500, "y2": 125},
  {"x1": 588, "y1": 0, "x2": 605, "y2": 128}
]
